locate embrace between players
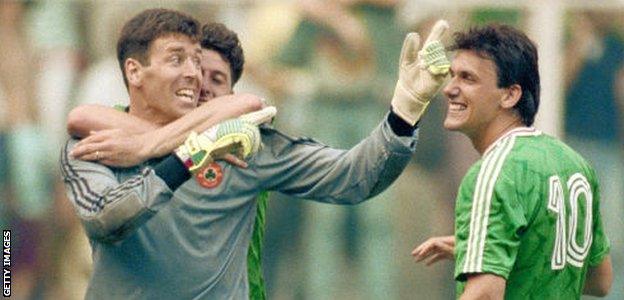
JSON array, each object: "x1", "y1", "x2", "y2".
[{"x1": 61, "y1": 7, "x2": 612, "y2": 299}]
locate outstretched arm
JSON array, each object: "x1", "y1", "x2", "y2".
[{"x1": 69, "y1": 93, "x2": 263, "y2": 166}]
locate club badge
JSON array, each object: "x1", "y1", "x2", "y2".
[{"x1": 195, "y1": 162, "x2": 223, "y2": 188}]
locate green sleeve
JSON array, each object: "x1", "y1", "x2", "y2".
[{"x1": 455, "y1": 161, "x2": 527, "y2": 281}]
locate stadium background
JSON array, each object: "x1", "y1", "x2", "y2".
[{"x1": 0, "y1": 0, "x2": 622, "y2": 299}]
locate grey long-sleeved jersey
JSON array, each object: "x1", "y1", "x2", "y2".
[{"x1": 61, "y1": 116, "x2": 418, "y2": 299}]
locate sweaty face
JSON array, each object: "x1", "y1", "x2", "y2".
[
  {"x1": 442, "y1": 50, "x2": 507, "y2": 138},
  {"x1": 199, "y1": 49, "x2": 233, "y2": 104},
  {"x1": 140, "y1": 34, "x2": 202, "y2": 121}
]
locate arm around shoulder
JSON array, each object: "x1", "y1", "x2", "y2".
[
  {"x1": 67, "y1": 104, "x2": 157, "y2": 138},
  {"x1": 61, "y1": 139, "x2": 176, "y2": 242}
]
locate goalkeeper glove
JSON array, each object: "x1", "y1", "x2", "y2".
[
  {"x1": 391, "y1": 20, "x2": 451, "y2": 125},
  {"x1": 175, "y1": 106, "x2": 277, "y2": 173}
]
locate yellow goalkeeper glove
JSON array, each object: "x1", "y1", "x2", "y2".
[
  {"x1": 175, "y1": 106, "x2": 276, "y2": 173},
  {"x1": 391, "y1": 20, "x2": 451, "y2": 125}
]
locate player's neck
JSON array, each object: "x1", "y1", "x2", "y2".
[{"x1": 472, "y1": 116, "x2": 524, "y2": 156}]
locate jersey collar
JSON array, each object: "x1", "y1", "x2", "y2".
[{"x1": 483, "y1": 127, "x2": 542, "y2": 157}]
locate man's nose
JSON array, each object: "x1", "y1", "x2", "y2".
[
  {"x1": 443, "y1": 79, "x2": 458, "y2": 98},
  {"x1": 183, "y1": 58, "x2": 201, "y2": 81}
]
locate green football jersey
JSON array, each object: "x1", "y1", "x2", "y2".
[
  {"x1": 248, "y1": 191, "x2": 269, "y2": 300},
  {"x1": 454, "y1": 127, "x2": 610, "y2": 299}
]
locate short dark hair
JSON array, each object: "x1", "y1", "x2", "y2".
[
  {"x1": 450, "y1": 24, "x2": 540, "y2": 126},
  {"x1": 117, "y1": 8, "x2": 201, "y2": 88},
  {"x1": 200, "y1": 22, "x2": 245, "y2": 86}
]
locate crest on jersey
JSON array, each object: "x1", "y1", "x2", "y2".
[{"x1": 195, "y1": 162, "x2": 223, "y2": 188}]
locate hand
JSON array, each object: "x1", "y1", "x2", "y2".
[
  {"x1": 70, "y1": 129, "x2": 151, "y2": 167},
  {"x1": 70, "y1": 129, "x2": 254, "y2": 169},
  {"x1": 391, "y1": 20, "x2": 451, "y2": 125},
  {"x1": 411, "y1": 235, "x2": 455, "y2": 266},
  {"x1": 174, "y1": 106, "x2": 277, "y2": 174}
]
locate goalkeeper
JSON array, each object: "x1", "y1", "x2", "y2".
[
  {"x1": 61, "y1": 8, "x2": 451, "y2": 299},
  {"x1": 67, "y1": 21, "x2": 275, "y2": 300}
]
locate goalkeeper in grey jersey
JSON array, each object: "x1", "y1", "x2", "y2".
[{"x1": 61, "y1": 8, "x2": 451, "y2": 299}]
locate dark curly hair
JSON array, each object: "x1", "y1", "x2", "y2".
[
  {"x1": 450, "y1": 24, "x2": 540, "y2": 126},
  {"x1": 117, "y1": 8, "x2": 201, "y2": 88},
  {"x1": 201, "y1": 22, "x2": 245, "y2": 86}
]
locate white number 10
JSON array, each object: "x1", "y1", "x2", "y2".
[{"x1": 547, "y1": 173, "x2": 593, "y2": 270}]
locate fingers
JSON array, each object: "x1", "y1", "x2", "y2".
[
  {"x1": 411, "y1": 241, "x2": 427, "y2": 256},
  {"x1": 71, "y1": 142, "x2": 100, "y2": 159},
  {"x1": 74, "y1": 132, "x2": 104, "y2": 149},
  {"x1": 72, "y1": 147, "x2": 106, "y2": 161},
  {"x1": 426, "y1": 252, "x2": 452, "y2": 266},
  {"x1": 71, "y1": 136, "x2": 112, "y2": 160},
  {"x1": 240, "y1": 106, "x2": 277, "y2": 125},
  {"x1": 73, "y1": 129, "x2": 118, "y2": 149},
  {"x1": 399, "y1": 32, "x2": 421, "y2": 66},
  {"x1": 436, "y1": 241, "x2": 454, "y2": 255},
  {"x1": 412, "y1": 241, "x2": 435, "y2": 261},
  {"x1": 412, "y1": 237, "x2": 455, "y2": 264},
  {"x1": 441, "y1": 235, "x2": 455, "y2": 247},
  {"x1": 223, "y1": 153, "x2": 248, "y2": 169},
  {"x1": 423, "y1": 19, "x2": 449, "y2": 46}
]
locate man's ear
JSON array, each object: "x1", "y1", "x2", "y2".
[
  {"x1": 501, "y1": 84, "x2": 522, "y2": 109},
  {"x1": 125, "y1": 58, "x2": 143, "y2": 87}
]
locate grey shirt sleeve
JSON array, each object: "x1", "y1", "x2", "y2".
[
  {"x1": 256, "y1": 114, "x2": 417, "y2": 204},
  {"x1": 60, "y1": 139, "x2": 174, "y2": 242}
]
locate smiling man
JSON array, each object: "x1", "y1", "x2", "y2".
[
  {"x1": 412, "y1": 24, "x2": 613, "y2": 299},
  {"x1": 66, "y1": 21, "x2": 272, "y2": 299},
  {"x1": 61, "y1": 9, "x2": 265, "y2": 299},
  {"x1": 62, "y1": 9, "x2": 451, "y2": 299}
]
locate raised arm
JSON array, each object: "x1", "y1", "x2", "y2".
[{"x1": 257, "y1": 112, "x2": 417, "y2": 204}]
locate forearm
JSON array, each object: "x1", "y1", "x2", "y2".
[
  {"x1": 460, "y1": 274, "x2": 506, "y2": 300},
  {"x1": 263, "y1": 112, "x2": 416, "y2": 203},
  {"x1": 67, "y1": 104, "x2": 157, "y2": 138},
  {"x1": 145, "y1": 93, "x2": 263, "y2": 158},
  {"x1": 583, "y1": 255, "x2": 613, "y2": 297}
]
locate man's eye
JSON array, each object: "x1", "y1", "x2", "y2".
[
  {"x1": 170, "y1": 55, "x2": 181, "y2": 64},
  {"x1": 461, "y1": 73, "x2": 474, "y2": 81}
]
